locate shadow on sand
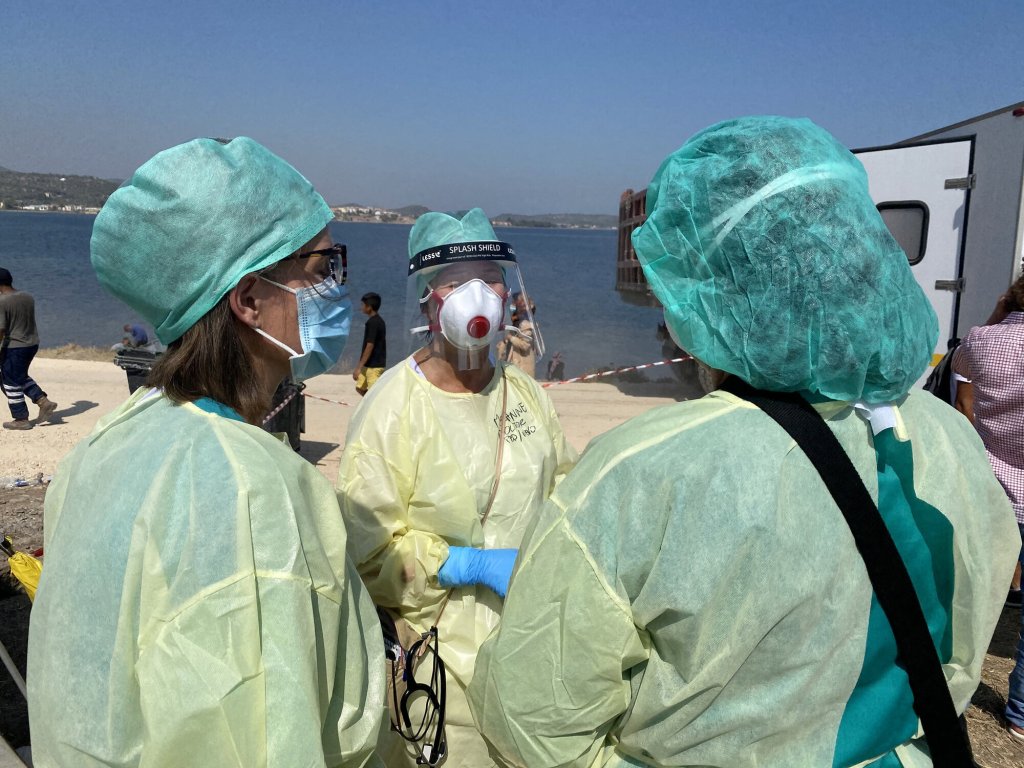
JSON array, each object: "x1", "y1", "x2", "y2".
[
  {"x1": 36, "y1": 400, "x2": 99, "y2": 426},
  {"x1": 299, "y1": 440, "x2": 340, "y2": 466}
]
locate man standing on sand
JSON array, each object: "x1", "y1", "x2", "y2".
[
  {"x1": 352, "y1": 291, "x2": 386, "y2": 396},
  {"x1": 0, "y1": 267, "x2": 57, "y2": 430}
]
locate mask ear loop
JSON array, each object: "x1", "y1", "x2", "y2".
[{"x1": 410, "y1": 290, "x2": 443, "y2": 336}]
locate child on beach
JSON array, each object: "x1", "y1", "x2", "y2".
[{"x1": 353, "y1": 291, "x2": 386, "y2": 395}]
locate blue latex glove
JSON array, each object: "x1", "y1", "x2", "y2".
[{"x1": 438, "y1": 547, "x2": 518, "y2": 598}]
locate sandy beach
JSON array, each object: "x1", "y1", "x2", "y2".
[{"x1": 0, "y1": 357, "x2": 695, "y2": 483}]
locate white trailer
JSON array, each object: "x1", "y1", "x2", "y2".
[{"x1": 854, "y1": 100, "x2": 1024, "y2": 360}]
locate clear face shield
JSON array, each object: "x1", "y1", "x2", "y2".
[{"x1": 404, "y1": 241, "x2": 544, "y2": 371}]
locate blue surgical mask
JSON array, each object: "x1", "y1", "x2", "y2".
[{"x1": 255, "y1": 275, "x2": 352, "y2": 382}]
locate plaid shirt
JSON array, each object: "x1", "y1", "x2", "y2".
[{"x1": 956, "y1": 311, "x2": 1024, "y2": 522}]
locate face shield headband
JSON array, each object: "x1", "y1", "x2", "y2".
[{"x1": 408, "y1": 240, "x2": 517, "y2": 279}]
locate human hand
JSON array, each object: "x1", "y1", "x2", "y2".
[
  {"x1": 438, "y1": 547, "x2": 519, "y2": 598},
  {"x1": 352, "y1": 369, "x2": 360, "y2": 381}
]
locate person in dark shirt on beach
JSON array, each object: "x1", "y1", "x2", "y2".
[
  {"x1": 353, "y1": 291, "x2": 386, "y2": 395},
  {"x1": 0, "y1": 267, "x2": 58, "y2": 430}
]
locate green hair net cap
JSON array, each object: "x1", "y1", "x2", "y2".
[
  {"x1": 407, "y1": 208, "x2": 499, "y2": 259},
  {"x1": 633, "y1": 116, "x2": 937, "y2": 403},
  {"x1": 408, "y1": 208, "x2": 502, "y2": 293},
  {"x1": 91, "y1": 137, "x2": 334, "y2": 344}
]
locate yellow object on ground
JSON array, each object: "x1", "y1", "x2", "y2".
[
  {"x1": 5, "y1": 543, "x2": 41, "y2": 601},
  {"x1": 28, "y1": 389, "x2": 385, "y2": 768},
  {"x1": 338, "y1": 358, "x2": 577, "y2": 767},
  {"x1": 468, "y1": 390, "x2": 1019, "y2": 767}
]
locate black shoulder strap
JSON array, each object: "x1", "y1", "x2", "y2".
[{"x1": 720, "y1": 377, "x2": 973, "y2": 767}]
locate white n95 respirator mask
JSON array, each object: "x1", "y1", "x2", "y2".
[{"x1": 434, "y1": 279, "x2": 506, "y2": 351}]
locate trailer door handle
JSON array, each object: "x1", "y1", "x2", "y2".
[
  {"x1": 935, "y1": 278, "x2": 965, "y2": 292},
  {"x1": 944, "y1": 174, "x2": 976, "y2": 190}
]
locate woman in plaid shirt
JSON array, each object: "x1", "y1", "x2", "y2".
[{"x1": 954, "y1": 274, "x2": 1024, "y2": 740}]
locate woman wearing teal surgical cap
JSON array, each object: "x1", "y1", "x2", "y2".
[
  {"x1": 27, "y1": 137, "x2": 384, "y2": 768},
  {"x1": 337, "y1": 209, "x2": 577, "y2": 767},
  {"x1": 468, "y1": 117, "x2": 1019, "y2": 767}
]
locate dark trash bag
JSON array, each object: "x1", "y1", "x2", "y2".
[
  {"x1": 263, "y1": 379, "x2": 305, "y2": 451},
  {"x1": 113, "y1": 350, "x2": 305, "y2": 451},
  {"x1": 113, "y1": 349, "x2": 160, "y2": 394},
  {"x1": 923, "y1": 338, "x2": 961, "y2": 406}
]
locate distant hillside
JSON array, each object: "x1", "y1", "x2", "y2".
[
  {"x1": 495, "y1": 212, "x2": 616, "y2": 229},
  {"x1": 331, "y1": 205, "x2": 615, "y2": 229},
  {"x1": 392, "y1": 204, "x2": 429, "y2": 218},
  {"x1": 0, "y1": 168, "x2": 118, "y2": 210}
]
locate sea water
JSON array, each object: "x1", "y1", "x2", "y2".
[{"x1": 0, "y1": 212, "x2": 669, "y2": 378}]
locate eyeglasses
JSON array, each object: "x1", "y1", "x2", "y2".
[{"x1": 293, "y1": 243, "x2": 347, "y2": 286}]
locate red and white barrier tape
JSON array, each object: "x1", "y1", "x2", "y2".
[
  {"x1": 262, "y1": 390, "x2": 356, "y2": 425},
  {"x1": 303, "y1": 392, "x2": 355, "y2": 408},
  {"x1": 263, "y1": 358, "x2": 692, "y2": 418},
  {"x1": 541, "y1": 356, "x2": 691, "y2": 387},
  {"x1": 261, "y1": 388, "x2": 301, "y2": 425}
]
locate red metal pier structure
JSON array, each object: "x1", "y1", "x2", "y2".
[{"x1": 616, "y1": 188, "x2": 658, "y2": 307}]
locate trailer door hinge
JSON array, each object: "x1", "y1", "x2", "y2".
[
  {"x1": 935, "y1": 278, "x2": 966, "y2": 292},
  {"x1": 944, "y1": 174, "x2": 976, "y2": 190}
]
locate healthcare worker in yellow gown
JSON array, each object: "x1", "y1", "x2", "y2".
[
  {"x1": 468, "y1": 117, "x2": 1020, "y2": 767},
  {"x1": 27, "y1": 138, "x2": 385, "y2": 768},
  {"x1": 337, "y1": 209, "x2": 576, "y2": 767}
]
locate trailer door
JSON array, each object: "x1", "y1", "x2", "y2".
[{"x1": 855, "y1": 138, "x2": 974, "y2": 359}]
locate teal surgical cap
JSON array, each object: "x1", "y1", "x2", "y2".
[
  {"x1": 632, "y1": 116, "x2": 937, "y2": 403},
  {"x1": 408, "y1": 208, "x2": 499, "y2": 259},
  {"x1": 91, "y1": 137, "x2": 334, "y2": 344},
  {"x1": 408, "y1": 208, "x2": 504, "y2": 293}
]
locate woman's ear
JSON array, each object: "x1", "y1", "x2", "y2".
[{"x1": 229, "y1": 274, "x2": 262, "y2": 329}]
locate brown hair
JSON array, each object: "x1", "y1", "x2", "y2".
[
  {"x1": 1007, "y1": 274, "x2": 1024, "y2": 313},
  {"x1": 147, "y1": 295, "x2": 267, "y2": 424}
]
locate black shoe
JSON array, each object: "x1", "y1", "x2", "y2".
[{"x1": 1006, "y1": 588, "x2": 1022, "y2": 608}]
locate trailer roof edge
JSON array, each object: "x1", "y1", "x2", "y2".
[{"x1": 899, "y1": 99, "x2": 1024, "y2": 144}]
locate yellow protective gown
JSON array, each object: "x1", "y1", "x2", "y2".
[
  {"x1": 28, "y1": 390, "x2": 386, "y2": 768},
  {"x1": 337, "y1": 358, "x2": 577, "y2": 767},
  {"x1": 468, "y1": 389, "x2": 1019, "y2": 768}
]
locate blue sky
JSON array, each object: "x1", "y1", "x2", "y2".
[{"x1": 1, "y1": 0, "x2": 1021, "y2": 214}]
